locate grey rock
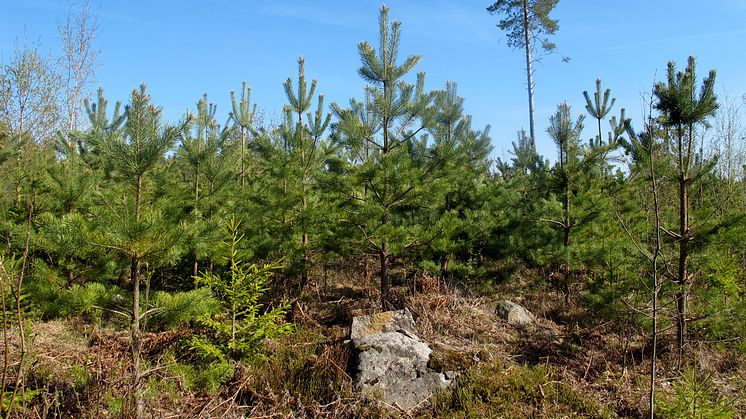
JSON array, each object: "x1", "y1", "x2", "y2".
[
  {"x1": 350, "y1": 309, "x2": 419, "y2": 341},
  {"x1": 494, "y1": 300, "x2": 536, "y2": 325},
  {"x1": 350, "y1": 309, "x2": 450, "y2": 411}
]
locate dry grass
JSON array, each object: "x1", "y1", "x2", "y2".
[{"x1": 3, "y1": 263, "x2": 743, "y2": 417}]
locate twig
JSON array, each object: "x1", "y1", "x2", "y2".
[{"x1": 583, "y1": 352, "x2": 594, "y2": 381}]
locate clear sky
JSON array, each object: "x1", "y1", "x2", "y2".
[{"x1": 2, "y1": 0, "x2": 745, "y2": 161}]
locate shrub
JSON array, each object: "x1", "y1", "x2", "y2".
[{"x1": 657, "y1": 365, "x2": 736, "y2": 418}]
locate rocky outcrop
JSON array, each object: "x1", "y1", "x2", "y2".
[
  {"x1": 494, "y1": 300, "x2": 536, "y2": 325},
  {"x1": 350, "y1": 309, "x2": 450, "y2": 411}
]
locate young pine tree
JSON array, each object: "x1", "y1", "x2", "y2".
[
  {"x1": 178, "y1": 94, "x2": 232, "y2": 276},
  {"x1": 423, "y1": 82, "x2": 493, "y2": 282},
  {"x1": 545, "y1": 102, "x2": 584, "y2": 298},
  {"x1": 96, "y1": 84, "x2": 186, "y2": 418},
  {"x1": 281, "y1": 57, "x2": 331, "y2": 292},
  {"x1": 583, "y1": 79, "x2": 616, "y2": 146},
  {"x1": 332, "y1": 6, "x2": 441, "y2": 308},
  {"x1": 249, "y1": 58, "x2": 331, "y2": 294},
  {"x1": 229, "y1": 81, "x2": 258, "y2": 190},
  {"x1": 653, "y1": 56, "x2": 718, "y2": 361},
  {"x1": 543, "y1": 102, "x2": 619, "y2": 300}
]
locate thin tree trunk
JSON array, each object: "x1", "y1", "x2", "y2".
[
  {"x1": 380, "y1": 244, "x2": 390, "y2": 310},
  {"x1": 648, "y1": 124, "x2": 662, "y2": 418},
  {"x1": 439, "y1": 253, "x2": 449, "y2": 281},
  {"x1": 301, "y1": 192, "x2": 309, "y2": 293},
  {"x1": 562, "y1": 146, "x2": 571, "y2": 302},
  {"x1": 676, "y1": 166, "x2": 689, "y2": 362},
  {"x1": 131, "y1": 175, "x2": 144, "y2": 419},
  {"x1": 240, "y1": 128, "x2": 246, "y2": 189},
  {"x1": 522, "y1": 0, "x2": 536, "y2": 147},
  {"x1": 380, "y1": 77, "x2": 391, "y2": 310},
  {"x1": 130, "y1": 256, "x2": 143, "y2": 418},
  {"x1": 0, "y1": 194, "x2": 31, "y2": 418},
  {"x1": 0, "y1": 258, "x2": 9, "y2": 418},
  {"x1": 193, "y1": 164, "x2": 200, "y2": 276},
  {"x1": 8, "y1": 193, "x2": 34, "y2": 414}
]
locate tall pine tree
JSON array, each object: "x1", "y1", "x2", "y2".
[{"x1": 486, "y1": 0, "x2": 561, "y2": 146}]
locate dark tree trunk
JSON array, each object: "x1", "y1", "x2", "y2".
[{"x1": 380, "y1": 244, "x2": 390, "y2": 310}]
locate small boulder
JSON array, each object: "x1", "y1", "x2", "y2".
[
  {"x1": 350, "y1": 309, "x2": 418, "y2": 341},
  {"x1": 494, "y1": 300, "x2": 535, "y2": 325},
  {"x1": 350, "y1": 309, "x2": 450, "y2": 411}
]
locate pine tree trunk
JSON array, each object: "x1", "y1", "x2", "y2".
[
  {"x1": 440, "y1": 253, "x2": 449, "y2": 281},
  {"x1": 240, "y1": 128, "x2": 246, "y2": 189},
  {"x1": 380, "y1": 76, "x2": 391, "y2": 310},
  {"x1": 193, "y1": 164, "x2": 200, "y2": 276},
  {"x1": 130, "y1": 256, "x2": 143, "y2": 419},
  {"x1": 649, "y1": 132, "x2": 662, "y2": 418},
  {"x1": 522, "y1": 0, "x2": 536, "y2": 147},
  {"x1": 131, "y1": 175, "x2": 144, "y2": 419},
  {"x1": 300, "y1": 168, "x2": 309, "y2": 294},
  {"x1": 563, "y1": 176, "x2": 571, "y2": 303},
  {"x1": 380, "y1": 243, "x2": 390, "y2": 310},
  {"x1": 676, "y1": 126, "x2": 690, "y2": 363}
]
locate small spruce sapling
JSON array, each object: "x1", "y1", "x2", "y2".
[{"x1": 190, "y1": 216, "x2": 291, "y2": 362}]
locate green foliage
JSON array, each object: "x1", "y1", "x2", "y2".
[
  {"x1": 654, "y1": 56, "x2": 718, "y2": 131},
  {"x1": 657, "y1": 366, "x2": 736, "y2": 418},
  {"x1": 1, "y1": 389, "x2": 43, "y2": 414},
  {"x1": 104, "y1": 393, "x2": 125, "y2": 416},
  {"x1": 146, "y1": 287, "x2": 219, "y2": 331},
  {"x1": 66, "y1": 282, "x2": 126, "y2": 318},
  {"x1": 486, "y1": 0, "x2": 560, "y2": 52},
  {"x1": 583, "y1": 79, "x2": 616, "y2": 144},
  {"x1": 100, "y1": 84, "x2": 183, "y2": 183},
  {"x1": 91, "y1": 200, "x2": 184, "y2": 268},
  {"x1": 229, "y1": 80, "x2": 258, "y2": 188},
  {"x1": 26, "y1": 272, "x2": 128, "y2": 321},
  {"x1": 433, "y1": 361, "x2": 613, "y2": 418},
  {"x1": 332, "y1": 6, "x2": 458, "y2": 305},
  {"x1": 0, "y1": 7, "x2": 745, "y2": 416},
  {"x1": 248, "y1": 56, "x2": 332, "y2": 291},
  {"x1": 166, "y1": 352, "x2": 234, "y2": 393},
  {"x1": 35, "y1": 212, "x2": 93, "y2": 283},
  {"x1": 190, "y1": 216, "x2": 292, "y2": 362}
]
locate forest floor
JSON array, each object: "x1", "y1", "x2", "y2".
[{"x1": 6, "y1": 263, "x2": 746, "y2": 418}]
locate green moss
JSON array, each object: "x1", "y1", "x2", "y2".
[{"x1": 429, "y1": 348, "x2": 477, "y2": 372}]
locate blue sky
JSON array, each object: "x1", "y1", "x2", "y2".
[{"x1": 2, "y1": 0, "x2": 745, "y2": 161}]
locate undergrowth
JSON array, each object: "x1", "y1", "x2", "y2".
[{"x1": 431, "y1": 361, "x2": 616, "y2": 418}]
